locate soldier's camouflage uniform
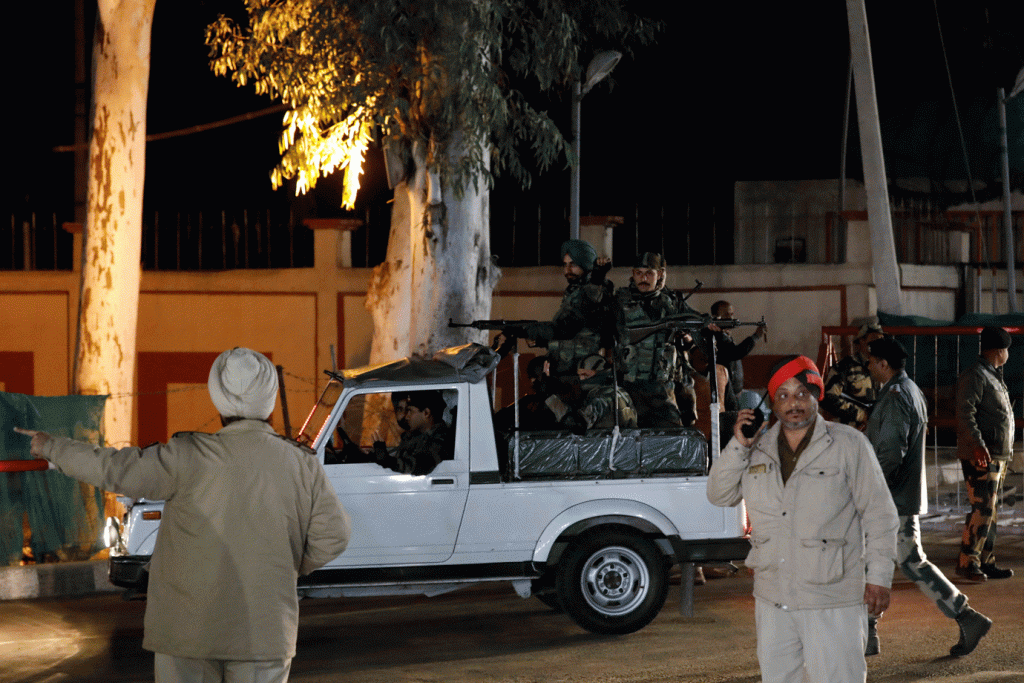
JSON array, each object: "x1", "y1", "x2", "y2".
[
  {"x1": 373, "y1": 422, "x2": 450, "y2": 476},
  {"x1": 615, "y1": 283, "x2": 697, "y2": 427},
  {"x1": 544, "y1": 371, "x2": 637, "y2": 431},
  {"x1": 576, "y1": 371, "x2": 638, "y2": 430},
  {"x1": 821, "y1": 352, "x2": 876, "y2": 428},
  {"x1": 527, "y1": 279, "x2": 615, "y2": 380}
]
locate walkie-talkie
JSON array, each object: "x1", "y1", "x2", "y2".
[{"x1": 741, "y1": 391, "x2": 769, "y2": 439}]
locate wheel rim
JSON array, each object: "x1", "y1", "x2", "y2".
[{"x1": 579, "y1": 545, "x2": 650, "y2": 617}]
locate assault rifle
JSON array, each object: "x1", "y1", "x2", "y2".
[
  {"x1": 837, "y1": 392, "x2": 875, "y2": 413},
  {"x1": 678, "y1": 279, "x2": 703, "y2": 302},
  {"x1": 449, "y1": 318, "x2": 540, "y2": 356},
  {"x1": 449, "y1": 319, "x2": 538, "y2": 336},
  {"x1": 626, "y1": 314, "x2": 767, "y2": 346}
]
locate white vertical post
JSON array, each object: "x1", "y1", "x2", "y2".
[
  {"x1": 999, "y1": 88, "x2": 1018, "y2": 312},
  {"x1": 846, "y1": 0, "x2": 903, "y2": 315}
]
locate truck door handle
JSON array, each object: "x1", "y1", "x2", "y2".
[{"x1": 431, "y1": 478, "x2": 455, "y2": 485}]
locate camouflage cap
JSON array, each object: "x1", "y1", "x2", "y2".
[
  {"x1": 854, "y1": 321, "x2": 884, "y2": 340},
  {"x1": 633, "y1": 252, "x2": 666, "y2": 270}
]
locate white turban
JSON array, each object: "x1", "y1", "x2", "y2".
[{"x1": 208, "y1": 348, "x2": 279, "y2": 419}]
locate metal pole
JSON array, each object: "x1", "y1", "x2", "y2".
[
  {"x1": 846, "y1": 0, "x2": 903, "y2": 314},
  {"x1": 999, "y1": 87, "x2": 1018, "y2": 312},
  {"x1": 570, "y1": 81, "x2": 581, "y2": 241}
]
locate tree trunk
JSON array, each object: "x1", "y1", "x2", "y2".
[
  {"x1": 367, "y1": 140, "x2": 500, "y2": 363},
  {"x1": 363, "y1": 139, "x2": 500, "y2": 441},
  {"x1": 73, "y1": 0, "x2": 156, "y2": 450}
]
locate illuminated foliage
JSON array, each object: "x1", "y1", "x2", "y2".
[{"x1": 206, "y1": 0, "x2": 657, "y2": 207}]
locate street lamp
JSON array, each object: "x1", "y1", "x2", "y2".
[
  {"x1": 570, "y1": 51, "x2": 622, "y2": 241},
  {"x1": 999, "y1": 67, "x2": 1024, "y2": 312}
]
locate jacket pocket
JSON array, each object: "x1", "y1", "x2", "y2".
[
  {"x1": 799, "y1": 538, "x2": 847, "y2": 584},
  {"x1": 745, "y1": 533, "x2": 774, "y2": 571}
]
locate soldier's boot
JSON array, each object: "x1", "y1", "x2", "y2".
[
  {"x1": 865, "y1": 617, "x2": 880, "y2": 657},
  {"x1": 949, "y1": 607, "x2": 991, "y2": 658}
]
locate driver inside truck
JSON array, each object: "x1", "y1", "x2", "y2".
[{"x1": 372, "y1": 390, "x2": 451, "y2": 475}]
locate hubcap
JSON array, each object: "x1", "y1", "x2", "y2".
[{"x1": 580, "y1": 545, "x2": 650, "y2": 617}]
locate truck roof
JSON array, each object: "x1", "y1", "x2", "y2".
[{"x1": 337, "y1": 343, "x2": 500, "y2": 389}]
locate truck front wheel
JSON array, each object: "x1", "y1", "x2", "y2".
[{"x1": 556, "y1": 531, "x2": 669, "y2": 634}]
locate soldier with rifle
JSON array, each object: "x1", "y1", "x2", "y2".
[
  {"x1": 626, "y1": 310, "x2": 767, "y2": 444},
  {"x1": 522, "y1": 240, "x2": 617, "y2": 386},
  {"x1": 614, "y1": 252, "x2": 697, "y2": 428}
]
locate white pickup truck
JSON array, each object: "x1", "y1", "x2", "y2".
[{"x1": 105, "y1": 344, "x2": 749, "y2": 635}]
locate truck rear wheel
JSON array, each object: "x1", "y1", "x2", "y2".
[{"x1": 556, "y1": 531, "x2": 669, "y2": 634}]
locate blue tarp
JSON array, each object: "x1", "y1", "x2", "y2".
[{"x1": 0, "y1": 393, "x2": 107, "y2": 566}]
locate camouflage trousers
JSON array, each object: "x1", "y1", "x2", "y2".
[
  {"x1": 959, "y1": 458, "x2": 1008, "y2": 568},
  {"x1": 897, "y1": 515, "x2": 966, "y2": 619},
  {"x1": 623, "y1": 379, "x2": 684, "y2": 428}
]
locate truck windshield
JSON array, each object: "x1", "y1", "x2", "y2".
[{"x1": 297, "y1": 378, "x2": 344, "y2": 448}]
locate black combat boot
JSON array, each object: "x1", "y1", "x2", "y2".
[
  {"x1": 980, "y1": 562, "x2": 1014, "y2": 579},
  {"x1": 949, "y1": 606, "x2": 992, "y2": 657},
  {"x1": 865, "y1": 616, "x2": 880, "y2": 656}
]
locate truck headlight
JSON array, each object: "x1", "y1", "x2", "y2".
[{"x1": 103, "y1": 516, "x2": 121, "y2": 549}]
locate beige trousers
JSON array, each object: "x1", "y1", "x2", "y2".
[
  {"x1": 754, "y1": 597, "x2": 868, "y2": 683},
  {"x1": 154, "y1": 653, "x2": 292, "y2": 683}
]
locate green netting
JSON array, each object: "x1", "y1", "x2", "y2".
[
  {"x1": 0, "y1": 393, "x2": 107, "y2": 566},
  {"x1": 876, "y1": 311, "x2": 1024, "y2": 421}
]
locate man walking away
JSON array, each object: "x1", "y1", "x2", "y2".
[{"x1": 864, "y1": 337, "x2": 991, "y2": 658}]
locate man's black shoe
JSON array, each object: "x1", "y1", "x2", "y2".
[
  {"x1": 954, "y1": 564, "x2": 987, "y2": 583},
  {"x1": 980, "y1": 563, "x2": 1014, "y2": 579},
  {"x1": 949, "y1": 607, "x2": 991, "y2": 657}
]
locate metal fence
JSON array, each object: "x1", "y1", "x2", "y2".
[
  {"x1": 819, "y1": 325, "x2": 1024, "y2": 518},
  {"x1": 4, "y1": 200, "x2": 1022, "y2": 271}
]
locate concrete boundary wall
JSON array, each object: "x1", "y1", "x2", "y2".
[{"x1": 1, "y1": 225, "x2": 957, "y2": 443}]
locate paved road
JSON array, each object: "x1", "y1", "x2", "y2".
[{"x1": 2, "y1": 532, "x2": 1021, "y2": 683}]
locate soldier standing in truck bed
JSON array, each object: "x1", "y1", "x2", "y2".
[
  {"x1": 614, "y1": 252, "x2": 696, "y2": 428},
  {"x1": 524, "y1": 240, "x2": 617, "y2": 388}
]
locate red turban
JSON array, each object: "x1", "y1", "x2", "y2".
[{"x1": 768, "y1": 355, "x2": 824, "y2": 401}]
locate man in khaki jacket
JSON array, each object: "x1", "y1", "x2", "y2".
[
  {"x1": 17, "y1": 348, "x2": 350, "y2": 683},
  {"x1": 708, "y1": 355, "x2": 898, "y2": 683}
]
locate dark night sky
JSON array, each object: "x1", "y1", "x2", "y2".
[{"x1": 7, "y1": 1, "x2": 1024, "y2": 230}]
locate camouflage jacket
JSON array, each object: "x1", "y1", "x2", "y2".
[
  {"x1": 373, "y1": 422, "x2": 450, "y2": 475},
  {"x1": 527, "y1": 280, "x2": 615, "y2": 377},
  {"x1": 821, "y1": 352, "x2": 876, "y2": 427},
  {"x1": 576, "y1": 371, "x2": 638, "y2": 429},
  {"x1": 615, "y1": 284, "x2": 683, "y2": 383}
]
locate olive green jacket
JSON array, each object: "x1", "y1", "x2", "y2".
[{"x1": 956, "y1": 357, "x2": 1014, "y2": 461}]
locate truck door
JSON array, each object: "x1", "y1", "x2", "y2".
[{"x1": 320, "y1": 386, "x2": 469, "y2": 565}]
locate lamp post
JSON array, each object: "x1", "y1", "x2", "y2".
[
  {"x1": 570, "y1": 51, "x2": 622, "y2": 241},
  {"x1": 998, "y1": 70, "x2": 1023, "y2": 312}
]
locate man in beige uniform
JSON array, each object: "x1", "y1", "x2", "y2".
[
  {"x1": 17, "y1": 348, "x2": 351, "y2": 683},
  {"x1": 708, "y1": 355, "x2": 898, "y2": 683}
]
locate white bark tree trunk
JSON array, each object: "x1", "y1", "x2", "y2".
[
  {"x1": 73, "y1": 0, "x2": 156, "y2": 448},
  {"x1": 363, "y1": 140, "x2": 500, "y2": 442},
  {"x1": 367, "y1": 140, "x2": 500, "y2": 363}
]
